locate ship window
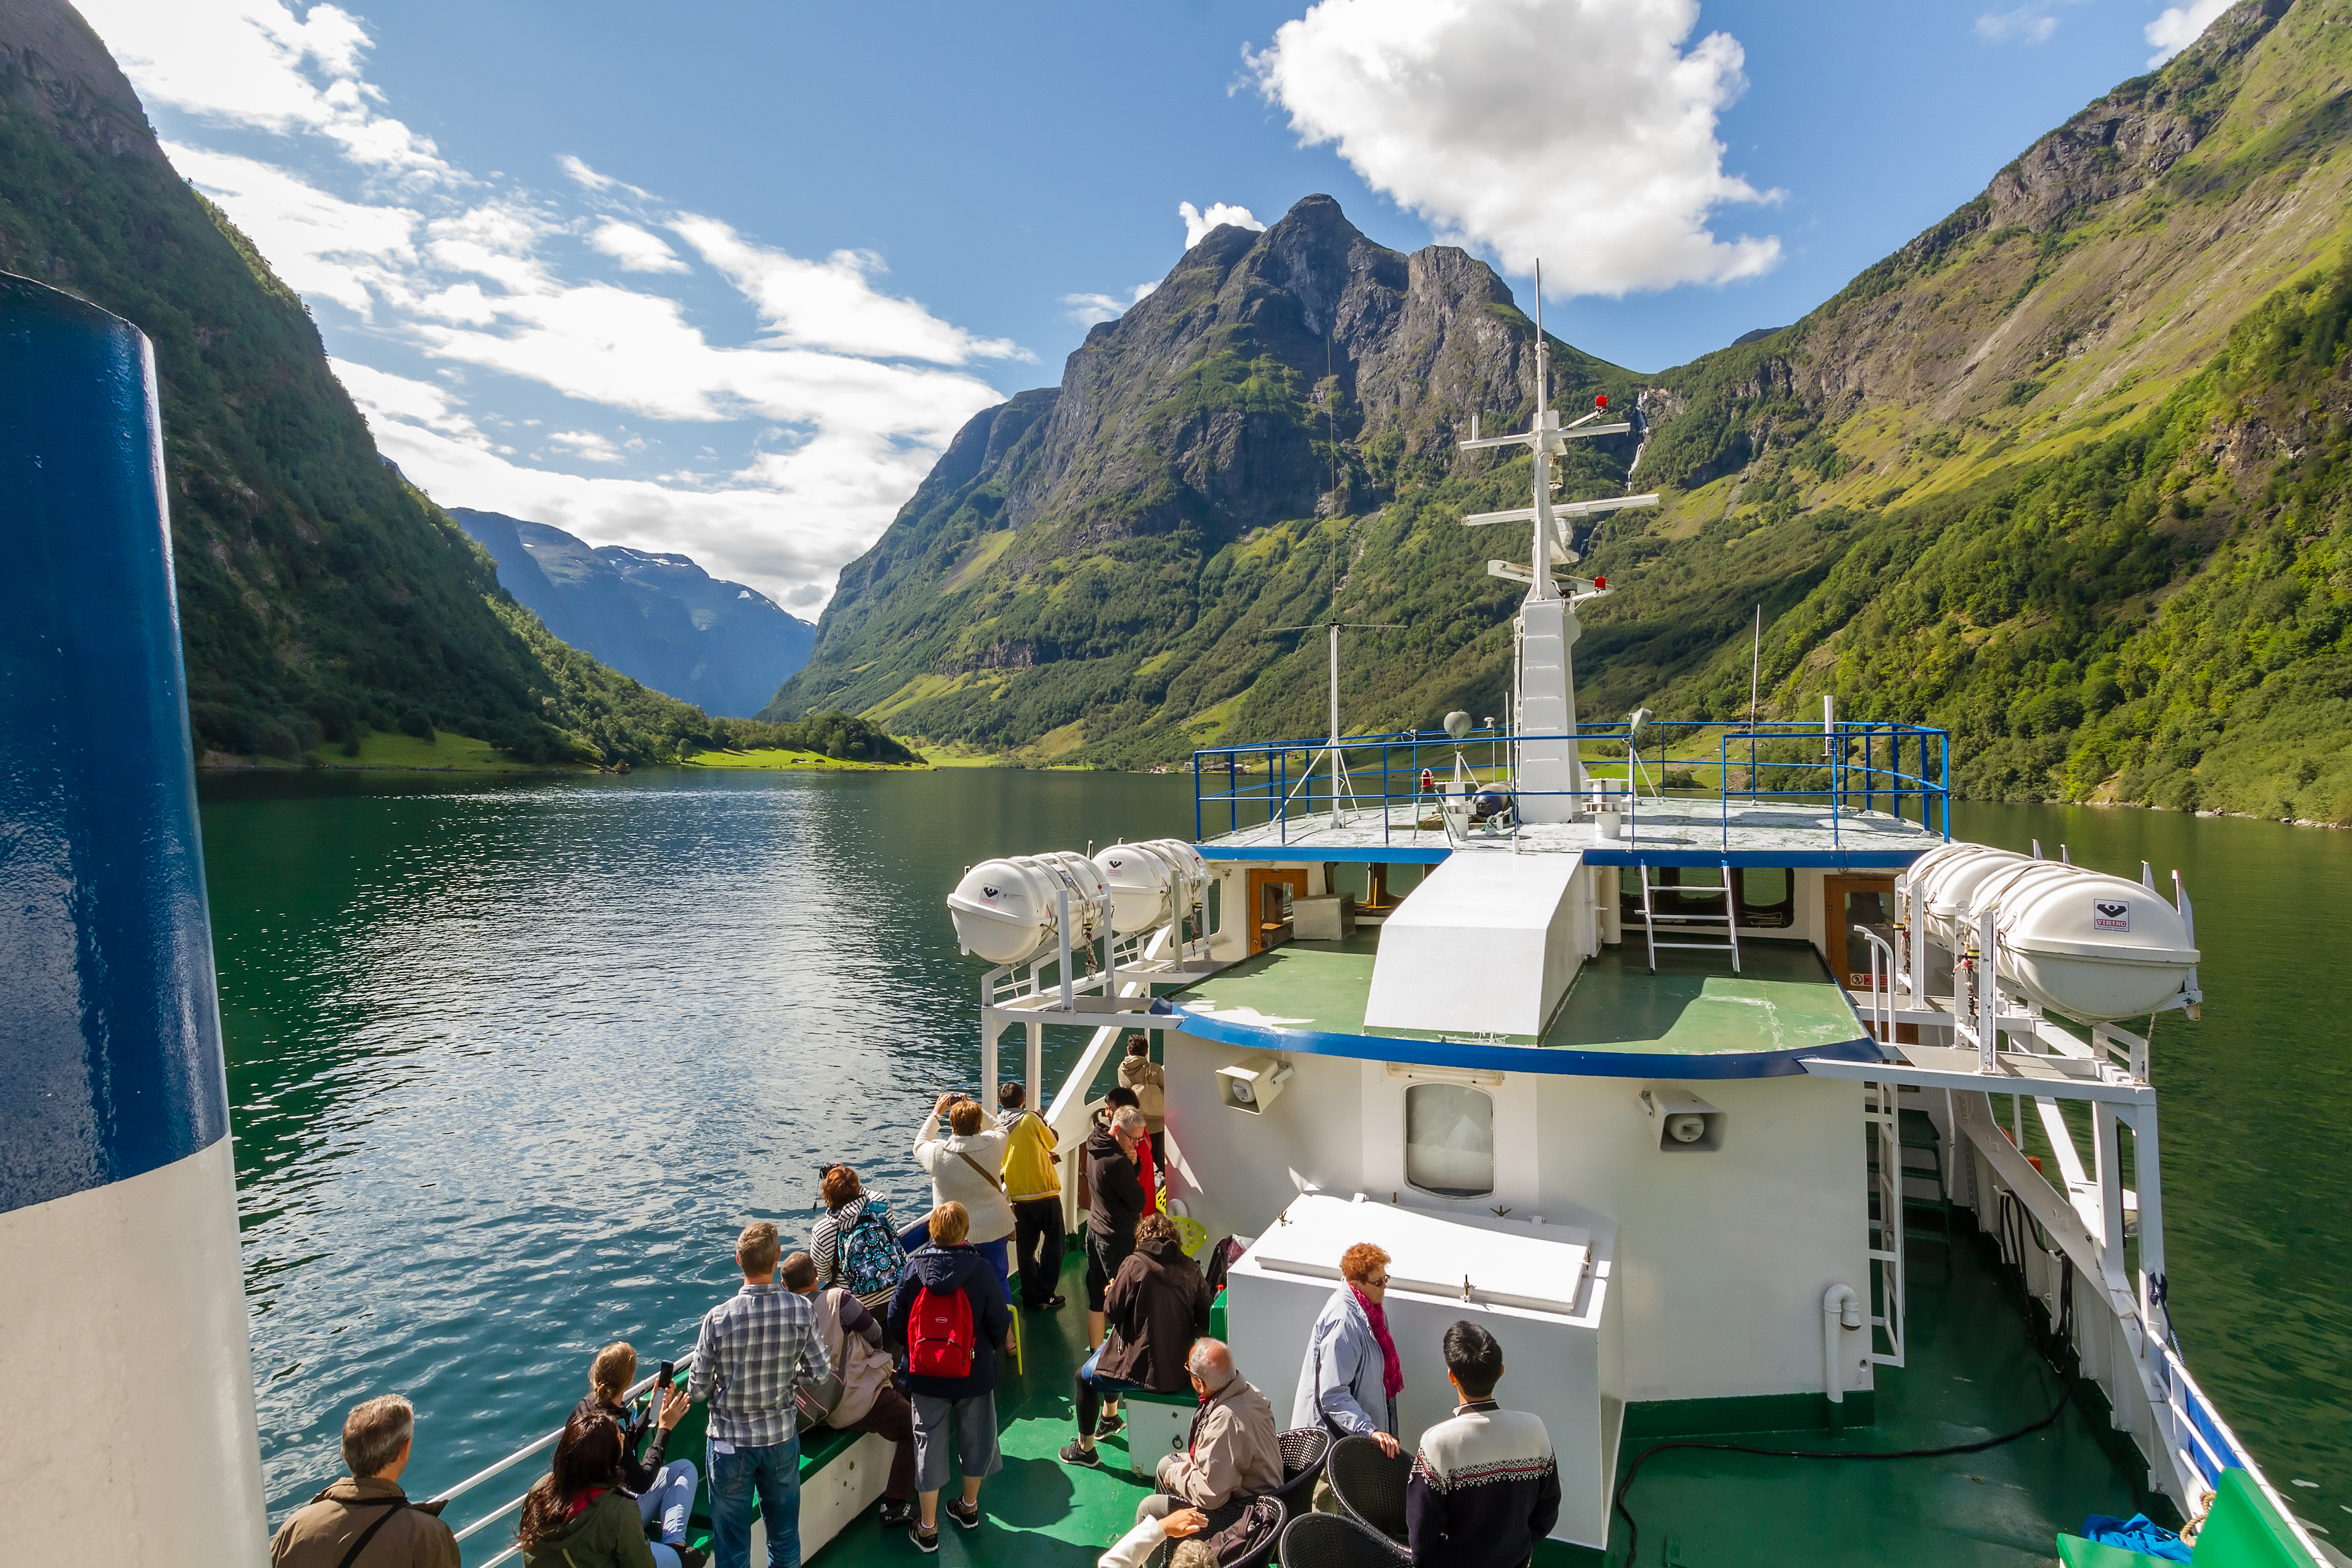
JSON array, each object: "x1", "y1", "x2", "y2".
[
  {"x1": 1405, "y1": 1083, "x2": 1494, "y2": 1198},
  {"x1": 1734, "y1": 867, "x2": 1795, "y2": 928}
]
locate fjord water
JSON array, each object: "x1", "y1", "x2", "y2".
[{"x1": 198, "y1": 771, "x2": 2349, "y2": 1537}]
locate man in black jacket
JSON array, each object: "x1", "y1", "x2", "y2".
[
  {"x1": 1406, "y1": 1322, "x2": 1560, "y2": 1568},
  {"x1": 1083, "y1": 1104, "x2": 1148, "y2": 1349}
]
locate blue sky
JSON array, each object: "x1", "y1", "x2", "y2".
[{"x1": 83, "y1": 0, "x2": 2234, "y2": 610}]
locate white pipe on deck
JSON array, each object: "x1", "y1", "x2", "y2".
[{"x1": 1823, "y1": 1283, "x2": 1862, "y2": 1406}]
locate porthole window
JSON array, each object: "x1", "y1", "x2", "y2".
[{"x1": 1405, "y1": 1083, "x2": 1494, "y2": 1198}]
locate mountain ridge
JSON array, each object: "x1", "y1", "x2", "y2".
[{"x1": 454, "y1": 510, "x2": 814, "y2": 719}]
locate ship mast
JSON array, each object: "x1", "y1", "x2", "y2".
[{"x1": 1457, "y1": 261, "x2": 1659, "y2": 821}]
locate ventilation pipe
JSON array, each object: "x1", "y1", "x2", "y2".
[{"x1": 1823, "y1": 1283, "x2": 1863, "y2": 1429}]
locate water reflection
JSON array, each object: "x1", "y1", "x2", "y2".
[{"x1": 202, "y1": 769, "x2": 1194, "y2": 1523}]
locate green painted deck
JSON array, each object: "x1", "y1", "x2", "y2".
[
  {"x1": 1178, "y1": 937, "x2": 1868, "y2": 1056},
  {"x1": 1592, "y1": 1218, "x2": 2166, "y2": 1568}
]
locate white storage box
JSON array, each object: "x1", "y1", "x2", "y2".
[{"x1": 1227, "y1": 1194, "x2": 1622, "y2": 1548}]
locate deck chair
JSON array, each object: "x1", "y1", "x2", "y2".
[
  {"x1": 1325, "y1": 1434, "x2": 1412, "y2": 1544},
  {"x1": 1270, "y1": 1427, "x2": 1333, "y2": 1522},
  {"x1": 1276, "y1": 1511, "x2": 1411, "y2": 1568}
]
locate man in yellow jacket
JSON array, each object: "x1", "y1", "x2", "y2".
[{"x1": 998, "y1": 1081, "x2": 1066, "y2": 1311}]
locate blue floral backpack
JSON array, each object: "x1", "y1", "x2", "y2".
[{"x1": 840, "y1": 1197, "x2": 906, "y2": 1299}]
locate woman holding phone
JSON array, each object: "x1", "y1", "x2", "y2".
[{"x1": 572, "y1": 1341, "x2": 704, "y2": 1567}]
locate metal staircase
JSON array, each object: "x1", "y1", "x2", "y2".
[{"x1": 1639, "y1": 862, "x2": 1741, "y2": 973}]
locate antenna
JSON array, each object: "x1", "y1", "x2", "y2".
[
  {"x1": 1268, "y1": 617, "x2": 1403, "y2": 825},
  {"x1": 1748, "y1": 605, "x2": 1762, "y2": 725}
]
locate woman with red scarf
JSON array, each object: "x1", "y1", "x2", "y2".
[{"x1": 1287, "y1": 1242, "x2": 1405, "y2": 1458}]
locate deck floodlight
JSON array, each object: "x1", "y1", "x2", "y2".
[
  {"x1": 1639, "y1": 1086, "x2": 1725, "y2": 1152},
  {"x1": 1218, "y1": 1055, "x2": 1295, "y2": 1115}
]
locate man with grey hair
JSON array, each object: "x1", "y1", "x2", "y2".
[
  {"x1": 1132, "y1": 1338, "x2": 1283, "y2": 1528},
  {"x1": 269, "y1": 1394, "x2": 461, "y2": 1566}
]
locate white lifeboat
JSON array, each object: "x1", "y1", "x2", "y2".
[
  {"x1": 1901, "y1": 841, "x2": 2199, "y2": 1022},
  {"x1": 946, "y1": 851, "x2": 1112, "y2": 965},
  {"x1": 1091, "y1": 839, "x2": 1210, "y2": 936}
]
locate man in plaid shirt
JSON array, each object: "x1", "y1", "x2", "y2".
[{"x1": 690, "y1": 1221, "x2": 833, "y2": 1568}]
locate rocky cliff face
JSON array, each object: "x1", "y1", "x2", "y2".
[{"x1": 767, "y1": 196, "x2": 1636, "y2": 749}]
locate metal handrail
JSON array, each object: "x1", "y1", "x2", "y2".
[
  {"x1": 429, "y1": 1349, "x2": 698, "y2": 1559},
  {"x1": 1191, "y1": 720, "x2": 1952, "y2": 848}
]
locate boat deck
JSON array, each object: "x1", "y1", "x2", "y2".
[
  {"x1": 1196, "y1": 799, "x2": 1943, "y2": 869},
  {"x1": 635, "y1": 1227, "x2": 2158, "y2": 1568},
  {"x1": 1174, "y1": 938, "x2": 1870, "y2": 1060}
]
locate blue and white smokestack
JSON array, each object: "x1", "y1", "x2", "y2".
[{"x1": 0, "y1": 275, "x2": 268, "y2": 1558}]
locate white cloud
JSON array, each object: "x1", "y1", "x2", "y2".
[
  {"x1": 1975, "y1": 7, "x2": 2059, "y2": 43},
  {"x1": 165, "y1": 143, "x2": 416, "y2": 314},
  {"x1": 2145, "y1": 0, "x2": 2231, "y2": 65},
  {"x1": 1248, "y1": 0, "x2": 1781, "y2": 297},
  {"x1": 1178, "y1": 201, "x2": 1264, "y2": 248},
  {"x1": 589, "y1": 219, "x2": 689, "y2": 273},
  {"x1": 1063, "y1": 282, "x2": 1160, "y2": 326},
  {"x1": 82, "y1": 0, "x2": 1025, "y2": 609},
  {"x1": 549, "y1": 430, "x2": 628, "y2": 462},
  {"x1": 82, "y1": 0, "x2": 447, "y2": 174},
  {"x1": 670, "y1": 216, "x2": 1029, "y2": 364}
]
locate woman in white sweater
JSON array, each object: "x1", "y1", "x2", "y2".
[{"x1": 913, "y1": 1093, "x2": 1016, "y2": 1298}]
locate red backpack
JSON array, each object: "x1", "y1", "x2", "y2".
[{"x1": 909, "y1": 1281, "x2": 975, "y2": 1378}]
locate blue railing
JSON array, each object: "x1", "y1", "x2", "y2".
[{"x1": 1190, "y1": 719, "x2": 1951, "y2": 851}]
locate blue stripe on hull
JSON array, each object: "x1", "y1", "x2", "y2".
[
  {"x1": 1159, "y1": 999, "x2": 1887, "y2": 1079},
  {"x1": 0, "y1": 275, "x2": 229, "y2": 1215}
]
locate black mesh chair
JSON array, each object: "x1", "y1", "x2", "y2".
[
  {"x1": 1270, "y1": 1427, "x2": 1333, "y2": 1522},
  {"x1": 1324, "y1": 1434, "x2": 1412, "y2": 1544},
  {"x1": 1276, "y1": 1510, "x2": 1411, "y2": 1568},
  {"x1": 1211, "y1": 1495, "x2": 1285, "y2": 1568}
]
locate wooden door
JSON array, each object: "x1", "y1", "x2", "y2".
[
  {"x1": 1247, "y1": 868, "x2": 1308, "y2": 955},
  {"x1": 1823, "y1": 874, "x2": 1904, "y2": 1039}
]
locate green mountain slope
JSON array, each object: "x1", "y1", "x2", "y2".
[
  {"x1": 764, "y1": 196, "x2": 1646, "y2": 758},
  {"x1": 1576, "y1": 0, "x2": 2352, "y2": 819},
  {"x1": 0, "y1": 0, "x2": 849, "y2": 767},
  {"x1": 774, "y1": 0, "x2": 2351, "y2": 819}
]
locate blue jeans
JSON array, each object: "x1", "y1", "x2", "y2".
[
  {"x1": 709, "y1": 1436, "x2": 802, "y2": 1568},
  {"x1": 1074, "y1": 1342, "x2": 1142, "y2": 1437},
  {"x1": 638, "y1": 1456, "x2": 697, "y2": 1544}
]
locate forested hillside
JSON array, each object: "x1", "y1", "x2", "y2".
[
  {"x1": 0, "y1": 0, "x2": 864, "y2": 767},
  {"x1": 772, "y1": 0, "x2": 2351, "y2": 820}
]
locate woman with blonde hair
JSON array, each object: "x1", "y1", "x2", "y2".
[{"x1": 568, "y1": 1342, "x2": 702, "y2": 1567}]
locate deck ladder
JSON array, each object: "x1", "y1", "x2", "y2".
[{"x1": 1639, "y1": 862, "x2": 1741, "y2": 973}]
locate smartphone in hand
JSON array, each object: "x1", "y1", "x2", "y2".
[{"x1": 657, "y1": 1359, "x2": 676, "y2": 1392}]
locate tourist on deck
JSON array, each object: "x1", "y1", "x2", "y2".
[
  {"x1": 913, "y1": 1093, "x2": 1016, "y2": 1299},
  {"x1": 888, "y1": 1201, "x2": 1014, "y2": 1554},
  {"x1": 572, "y1": 1343, "x2": 702, "y2": 1568},
  {"x1": 1406, "y1": 1322, "x2": 1560, "y2": 1568},
  {"x1": 1081, "y1": 1087, "x2": 1157, "y2": 1222},
  {"x1": 810, "y1": 1165, "x2": 906, "y2": 1313},
  {"x1": 516, "y1": 1408, "x2": 666, "y2": 1568},
  {"x1": 689, "y1": 1221, "x2": 832, "y2": 1568},
  {"x1": 999, "y1": 1081, "x2": 1067, "y2": 1310},
  {"x1": 1061, "y1": 1212, "x2": 1213, "y2": 1468},
  {"x1": 1118, "y1": 1033, "x2": 1167, "y2": 1135},
  {"x1": 1134, "y1": 1339, "x2": 1282, "y2": 1527},
  {"x1": 1083, "y1": 1103, "x2": 1150, "y2": 1350},
  {"x1": 780, "y1": 1250, "x2": 918, "y2": 1529},
  {"x1": 270, "y1": 1394, "x2": 461, "y2": 1568},
  {"x1": 1291, "y1": 1243, "x2": 1403, "y2": 1458}
]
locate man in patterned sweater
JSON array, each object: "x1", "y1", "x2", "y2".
[{"x1": 1406, "y1": 1321, "x2": 1561, "y2": 1568}]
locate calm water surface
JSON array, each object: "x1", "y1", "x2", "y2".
[{"x1": 196, "y1": 772, "x2": 2350, "y2": 1542}]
